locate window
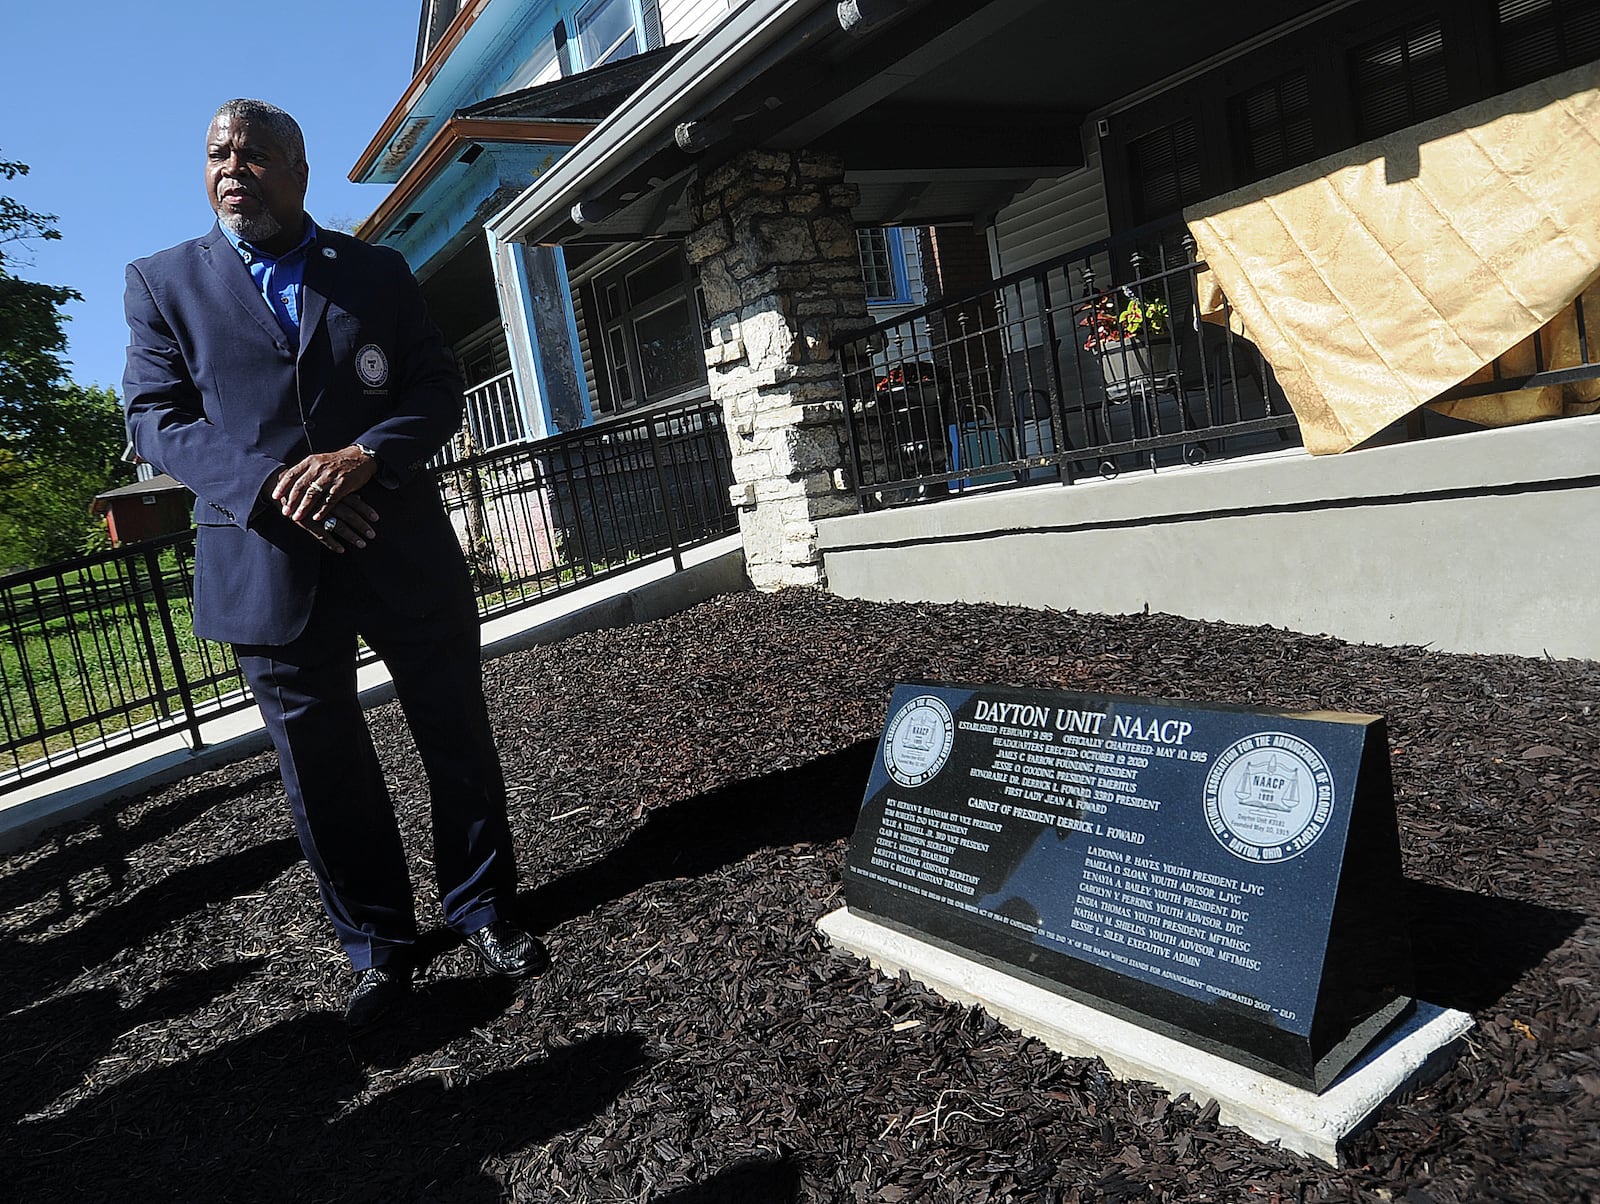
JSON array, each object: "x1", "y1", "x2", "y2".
[
  {"x1": 587, "y1": 247, "x2": 707, "y2": 415},
  {"x1": 1497, "y1": 0, "x2": 1600, "y2": 87},
  {"x1": 1127, "y1": 119, "x2": 1204, "y2": 225},
  {"x1": 576, "y1": 0, "x2": 638, "y2": 67},
  {"x1": 1231, "y1": 71, "x2": 1316, "y2": 185},
  {"x1": 414, "y1": 0, "x2": 466, "y2": 73},
  {"x1": 1350, "y1": 19, "x2": 1451, "y2": 140},
  {"x1": 857, "y1": 228, "x2": 911, "y2": 304},
  {"x1": 556, "y1": 0, "x2": 663, "y2": 74}
]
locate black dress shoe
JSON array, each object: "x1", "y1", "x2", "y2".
[
  {"x1": 464, "y1": 920, "x2": 550, "y2": 979},
  {"x1": 345, "y1": 964, "x2": 410, "y2": 1031}
]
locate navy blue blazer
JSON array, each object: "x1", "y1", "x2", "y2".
[{"x1": 124, "y1": 223, "x2": 472, "y2": 646}]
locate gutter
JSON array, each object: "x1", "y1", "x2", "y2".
[
  {"x1": 355, "y1": 116, "x2": 598, "y2": 243},
  {"x1": 487, "y1": 0, "x2": 831, "y2": 245}
]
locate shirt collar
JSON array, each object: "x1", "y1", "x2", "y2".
[{"x1": 218, "y1": 215, "x2": 318, "y2": 264}]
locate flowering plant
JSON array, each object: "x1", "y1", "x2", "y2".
[
  {"x1": 874, "y1": 362, "x2": 943, "y2": 393},
  {"x1": 1078, "y1": 293, "x2": 1170, "y2": 352}
]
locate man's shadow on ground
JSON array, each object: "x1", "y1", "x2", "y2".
[{"x1": 516, "y1": 739, "x2": 875, "y2": 935}]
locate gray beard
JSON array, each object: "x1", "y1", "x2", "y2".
[{"x1": 218, "y1": 208, "x2": 283, "y2": 244}]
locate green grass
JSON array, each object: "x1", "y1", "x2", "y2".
[{"x1": 1, "y1": 550, "x2": 245, "y2": 769}]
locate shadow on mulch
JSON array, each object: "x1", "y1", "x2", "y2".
[
  {"x1": 517, "y1": 741, "x2": 875, "y2": 936},
  {"x1": 0, "y1": 835, "x2": 300, "y2": 1016},
  {"x1": 1, "y1": 957, "x2": 267, "y2": 1129},
  {"x1": 1405, "y1": 878, "x2": 1586, "y2": 1013},
  {"x1": 1, "y1": 766, "x2": 281, "y2": 939},
  {"x1": 653, "y1": 1157, "x2": 802, "y2": 1203},
  {"x1": 9, "y1": 978, "x2": 648, "y2": 1202}
]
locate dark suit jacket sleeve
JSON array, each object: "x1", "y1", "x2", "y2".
[
  {"x1": 348, "y1": 248, "x2": 465, "y2": 487},
  {"x1": 123, "y1": 261, "x2": 284, "y2": 528}
]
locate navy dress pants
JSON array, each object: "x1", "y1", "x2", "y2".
[{"x1": 236, "y1": 555, "x2": 517, "y2": 971}]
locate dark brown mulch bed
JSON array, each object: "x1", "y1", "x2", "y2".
[{"x1": 2, "y1": 590, "x2": 1597, "y2": 1203}]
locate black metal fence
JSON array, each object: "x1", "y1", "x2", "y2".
[
  {"x1": 1, "y1": 396, "x2": 736, "y2": 791},
  {"x1": 0, "y1": 537, "x2": 252, "y2": 789},
  {"x1": 840, "y1": 218, "x2": 1302, "y2": 507}
]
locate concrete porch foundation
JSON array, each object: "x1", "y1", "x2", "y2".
[
  {"x1": 817, "y1": 413, "x2": 1600, "y2": 661},
  {"x1": 818, "y1": 906, "x2": 1473, "y2": 1166}
]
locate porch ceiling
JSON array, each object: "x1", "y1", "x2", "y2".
[{"x1": 499, "y1": 0, "x2": 1330, "y2": 244}]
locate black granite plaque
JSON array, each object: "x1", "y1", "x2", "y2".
[{"x1": 844, "y1": 682, "x2": 1414, "y2": 1091}]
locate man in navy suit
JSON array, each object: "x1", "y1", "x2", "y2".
[{"x1": 124, "y1": 99, "x2": 548, "y2": 1029}]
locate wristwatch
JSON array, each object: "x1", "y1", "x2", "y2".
[{"x1": 355, "y1": 443, "x2": 379, "y2": 461}]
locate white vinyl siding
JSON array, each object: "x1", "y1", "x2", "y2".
[
  {"x1": 660, "y1": 0, "x2": 732, "y2": 43},
  {"x1": 990, "y1": 146, "x2": 1111, "y2": 277},
  {"x1": 986, "y1": 147, "x2": 1114, "y2": 355}
]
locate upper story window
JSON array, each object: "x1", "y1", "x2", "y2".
[
  {"x1": 857, "y1": 228, "x2": 912, "y2": 304},
  {"x1": 1127, "y1": 118, "x2": 1204, "y2": 225},
  {"x1": 556, "y1": 0, "x2": 663, "y2": 74},
  {"x1": 1497, "y1": 0, "x2": 1600, "y2": 87},
  {"x1": 576, "y1": 0, "x2": 639, "y2": 67},
  {"x1": 1350, "y1": 19, "x2": 1452, "y2": 140},
  {"x1": 414, "y1": 0, "x2": 466, "y2": 74}
]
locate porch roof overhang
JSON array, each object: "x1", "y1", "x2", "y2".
[
  {"x1": 354, "y1": 46, "x2": 684, "y2": 273},
  {"x1": 355, "y1": 116, "x2": 596, "y2": 247},
  {"x1": 487, "y1": 0, "x2": 1338, "y2": 248},
  {"x1": 351, "y1": 0, "x2": 511, "y2": 187}
]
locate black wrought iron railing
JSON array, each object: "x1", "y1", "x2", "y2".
[
  {"x1": 1, "y1": 397, "x2": 736, "y2": 791},
  {"x1": 435, "y1": 395, "x2": 736, "y2": 615},
  {"x1": 839, "y1": 218, "x2": 1302, "y2": 507},
  {"x1": 1430, "y1": 289, "x2": 1600, "y2": 405}
]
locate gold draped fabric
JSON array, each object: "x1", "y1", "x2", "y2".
[{"x1": 1184, "y1": 62, "x2": 1600, "y2": 454}]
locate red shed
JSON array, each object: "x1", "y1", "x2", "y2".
[{"x1": 91, "y1": 474, "x2": 193, "y2": 546}]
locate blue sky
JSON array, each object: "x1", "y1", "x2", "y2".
[{"x1": 1, "y1": 3, "x2": 421, "y2": 391}]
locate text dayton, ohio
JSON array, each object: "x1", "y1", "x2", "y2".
[{"x1": 971, "y1": 700, "x2": 1194, "y2": 747}]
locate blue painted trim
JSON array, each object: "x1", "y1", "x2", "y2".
[
  {"x1": 867, "y1": 227, "x2": 913, "y2": 307},
  {"x1": 555, "y1": 247, "x2": 596, "y2": 422},
  {"x1": 506, "y1": 245, "x2": 552, "y2": 440}
]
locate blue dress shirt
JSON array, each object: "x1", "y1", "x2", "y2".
[{"x1": 219, "y1": 217, "x2": 319, "y2": 343}]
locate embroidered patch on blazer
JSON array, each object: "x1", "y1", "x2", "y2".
[{"x1": 356, "y1": 344, "x2": 390, "y2": 388}]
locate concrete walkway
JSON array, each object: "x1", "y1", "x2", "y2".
[{"x1": 0, "y1": 537, "x2": 748, "y2": 853}]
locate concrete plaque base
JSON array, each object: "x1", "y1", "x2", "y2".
[{"x1": 818, "y1": 906, "x2": 1471, "y2": 1165}]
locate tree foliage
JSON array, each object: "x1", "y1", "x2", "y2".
[
  {"x1": 0, "y1": 384, "x2": 128, "y2": 568},
  {"x1": 0, "y1": 155, "x2": 131, "y2": 569}
]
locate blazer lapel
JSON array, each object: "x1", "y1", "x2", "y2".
[
  {"x1": 299, "y1": 243, "x2": 331, "y2": 362},
  {"x1": 297, "y1": 234, "x2": 339, "y2": 424},
  {"x1": 197, "y1": 226, "x2": 292, "y2": 353}
]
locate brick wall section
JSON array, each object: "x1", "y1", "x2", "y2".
[
  {"x1": 919, "y1": 225, "x2": 994, "y2": 304},
  {"x1": 686, "y1": 149, "x2": 871, "y2": 589}
]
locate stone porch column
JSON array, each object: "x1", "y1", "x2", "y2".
[{"x1": 686, "y1": 149, "x2": 869, "y2": 590}]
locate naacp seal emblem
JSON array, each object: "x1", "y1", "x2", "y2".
[
  {"x1": 1203, "y1": 731, "x2": 1334, "y2": 863},
  {"x1": 883, "y1": 695, "x2": 955, "y2": 788},
  {"x1": 355, "y1": 344, "x2": 389, "y2": 388}
]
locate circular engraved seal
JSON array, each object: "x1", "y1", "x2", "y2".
[
  {"x1": 1203, "y1": 731, "x2": 1335, "y2": 863},
  {"x1": 882, "y1": 694, "x2": 956, "y2": 788},
  {"x1": 355, "y1": 344, "x2": 389, "y2": 388}
]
